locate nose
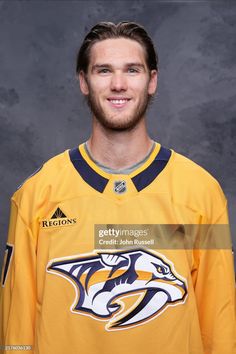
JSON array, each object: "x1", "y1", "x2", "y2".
[{"x1": 110, "y1": 72, "x2": 127, "y2": 92}]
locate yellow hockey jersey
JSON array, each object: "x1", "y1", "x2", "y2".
[{"x1": 0, "y1": 142, "x2": 235, "y2": 354}]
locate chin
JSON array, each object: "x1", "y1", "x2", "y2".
[{"x1": 99, "y1": 117, "x2": 142, "y2": 132}]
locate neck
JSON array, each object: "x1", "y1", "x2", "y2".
[{"x1": 87, "y1": 118, "x2": 153, "y2": 170}]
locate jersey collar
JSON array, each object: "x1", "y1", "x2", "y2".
[{"x1": 69, "y1": 143, "x2": 171, "y2": 193}]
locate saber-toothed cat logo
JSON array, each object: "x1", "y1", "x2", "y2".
[{"x1": 47, "y1": 249, "x2": 187, "y2": 331}]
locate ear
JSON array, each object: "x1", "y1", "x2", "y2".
[
  {"x1": 148, "y1": 70, "x2": 158, "y2": 95},
  {"x1": 78, "y1": 71, "x2": 89, "y2": 95}
]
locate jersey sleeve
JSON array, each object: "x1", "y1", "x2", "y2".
[
  {"x1": 192, "y1": 198, "x2": 236, "y2": 354},
  {"x1": 0, "y1": 198, "x2": 36, "y2": 354}
]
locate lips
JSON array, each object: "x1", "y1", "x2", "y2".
[{"x1": 107, "y1": 97, "x2": 131, "y2": 109}]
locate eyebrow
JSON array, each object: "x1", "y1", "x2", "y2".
[{"x1": 91, "y1": 63, "x2": 146, "y2": 72}]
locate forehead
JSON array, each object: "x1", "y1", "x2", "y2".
[{"x1": 89, "y1": 38, "x2": 147, "y2": 67}]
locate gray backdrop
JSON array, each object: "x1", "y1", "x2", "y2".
[{"x1": 0, "y1": 0, "x2": 235, "y2": 271}]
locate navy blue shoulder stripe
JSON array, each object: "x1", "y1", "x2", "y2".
[
  {"x1": 69, "y1": 147, "x2": 109, "y2": 193},
  {"x1": 131, "y1": 146, "x2": 171, "y2": 192}
]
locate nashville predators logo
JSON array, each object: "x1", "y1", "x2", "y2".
[{"x1": 47, "y1": 249, "x2": 187, "y2": 331}]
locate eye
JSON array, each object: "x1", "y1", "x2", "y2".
[
  {"x1": 128, "y1": 68, "x2": 138, "y2": 73},
  {"x1": 156, "y1": 266, "x2": 164, "y2": 274},
  {"x1": 98, "y1": 68, "x2": 110, "y2": 74}
]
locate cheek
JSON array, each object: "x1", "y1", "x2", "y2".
[
  {"x1": 130, "y1": 78, "x2": 150, "y2": 94},
  {"x1": 89, "y1": 78, "x2": 110, "y2": 93}
]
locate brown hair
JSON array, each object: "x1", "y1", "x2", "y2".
[{"x1": 76, "y1": 21, "x2": 158, "y2": 74}]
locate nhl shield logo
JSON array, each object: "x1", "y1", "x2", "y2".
[{"x1": 114, "y1": 180, "x2": 127, "y2": 194}]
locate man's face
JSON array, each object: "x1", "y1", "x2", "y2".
[{"x1": 79, "y1": 38, "x2": 157, "y2": 131}]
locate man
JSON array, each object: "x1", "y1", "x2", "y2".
[{"x1": 0, "y1": 21, "x2": 235, "y2": 354}]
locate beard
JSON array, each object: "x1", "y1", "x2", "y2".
[{"x1": 85, "y1": 87, "x2": 153, "y2": 132}]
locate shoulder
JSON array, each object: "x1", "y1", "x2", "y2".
[
  {"x1": 170, "y1": 150, "x2": 220, "y2": 188},
  {"x1": 166, "y1": 148, "x2": 227, "y2": 222},
  {"x1": 12, "y1": 149, "x2": 71, "y2": 207}
]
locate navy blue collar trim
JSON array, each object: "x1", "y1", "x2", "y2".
[
  {"x1": 69, "y1": 146, "x2": 171, "y2": 193},
  {"x1": 69, "y1": 148, "x2": 109, "y2": 193},
  {"x1": 131, "y1": 146, "x2": 171, "y2": 192}
]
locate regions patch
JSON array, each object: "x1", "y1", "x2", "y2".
[
  {"x1": 41, "y1": 207, "x2": 77, "y2": 228},
  {"x1": 47, "y1": 249, "x2": 187, "y2": 331}
]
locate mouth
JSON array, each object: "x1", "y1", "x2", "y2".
[{"x1": 107, "y1": 98, "x2": 131, "y2": 109}]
